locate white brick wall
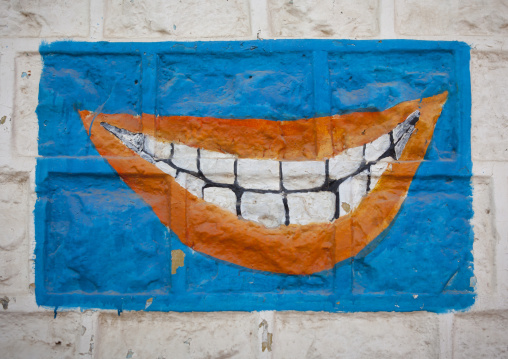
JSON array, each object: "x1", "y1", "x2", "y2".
[{"x1": 1, "y1": 0, "x2": 508, "y2": 357}]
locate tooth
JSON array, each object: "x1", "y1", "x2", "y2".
[
  {"x1": 237, "y1": 159, "x2": 280, "y2": 191},
  {"x1": 328, "y1": 146, "x2": 363, "y2": 180},
  {"x1": 155, "y1": 161, "x2": 177, "y2": 177},
  {"x1": 287, "y1": 192, "x2": 335, "y2": 225},
  {"x1": 282, "y1": 161, "x2": 326, "y2": 190},
  {"x1": 394, "y1": 128, "x2": 415, "y2": 160},
  {"x1": 153, "y1": 141, "x2": 173, "y2": 160},
  {"x1": 369, "y1": 160, "x2": 391, "y2": 190},
  {"x1": 240, "y1": 192, "x2": 285, "y2": 228},
  {"x1": 144, "y1": 135, "x2": 172, "y2": 160},
  {"x1": 203, "y1": 187, "x2": 237, "y2": 214},
  {"x1": 200, "y1": 149, "x2": 236, "y2": 185},
  {"x1": 175, "y1": 172, "x2": 204, "y2": 198},
  {"x1": 172, "y1": 144, "x2": 198, "y2": 173},
  {"x1": 143, "y1": 136, "x2": 156, "y2": 157},
  {"x1": 393, "y1": 110, "x2": 419, "y2": 142},
  {"x1": 338, "y1": 170, "x2": 369, "y2": 216},
  {"x1": 364, "y1": 133, "x2": 390, "y2": 162}
]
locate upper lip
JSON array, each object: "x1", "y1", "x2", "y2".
[{"x1": 79, "y1": 92, "x2": 448, "y2": 274}]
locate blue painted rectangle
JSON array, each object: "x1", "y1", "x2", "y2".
[{"x1": 35, "y1": 40, "x2": 473, "y2": 312}]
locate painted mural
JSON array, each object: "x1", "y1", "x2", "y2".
[{"x1": 35, "y1": 40, "x2": 474, "y2": 312}]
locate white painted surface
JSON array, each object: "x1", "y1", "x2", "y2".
[
  {"x1": 240, "y1": 191, "x2": 285, "y2": 228},
  {"x1": 104, "y1": 0, "x2": 251, "y2": 39},
  {"x1": 172, "y1": 143, "x2": 198, "y2": 172},
  {"x1": 155, "y1": 161, "x2": 177, "y2": 178},
  {"x1": 268, "y1": 0, "x2": 379, "y2": 38},
  {"x1": 281, "y1": 161, "x2": 326, "y2": 190},
  {"x1": 203, "y1": 187, "x2": 237, "y2": 214},
  {"x1": 237, "y1": 158, "x2": 280, "y2": 191},
  {"x1": 175, "y1": 172, "x2": 204, "y2": 198},
  {"x1": 365, "y1": 133, "x2": 391, "y2": 162},
  {"x1": 287, "y1": 191, "x2": 335, "y2": 225},
  {"x1": 338, "y1": 170, "x2": 369, "y2": 217},
  {"x1": 328, "y1": 146, "x2": 363, "y2": 180},
  {"x1": 200, "y1": 149, "x2": 236, "y2": 185}
]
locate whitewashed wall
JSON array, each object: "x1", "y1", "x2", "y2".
[{"x1": 1, "y1": 0, "x2": 508, "y2": 357}]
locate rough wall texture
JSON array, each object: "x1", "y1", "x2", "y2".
[{"x1": 0, "y1": 0, "x2": 507, "y2": 358}]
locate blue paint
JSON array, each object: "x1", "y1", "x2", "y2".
[{"x1": 35, "y1": 40, "x2": 473, "y2": 312}]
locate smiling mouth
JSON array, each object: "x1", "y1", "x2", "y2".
[{"x1": 79, "y1": 92, "x2": 448, "y2": 275}]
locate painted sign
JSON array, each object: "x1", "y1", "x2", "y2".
[{"x1": 35, "y1": 40, "x2": 473, "y2": 312}]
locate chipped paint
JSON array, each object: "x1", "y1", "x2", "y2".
[
  {"x1": 0, "y1": 116, "x2": 6, "y2": 125},
  {"x1": 0, "y1": 296, "x2": 9, "y2": 310},
  {"x1": 259, "y1": 319, "x2": 273, "y2": 352},
  {"x1": 145, "y1": 297, "x2": 153, "y2": 309},
  {"x1": 171, "y1": 250, "x2": 185, "y2": 275}
]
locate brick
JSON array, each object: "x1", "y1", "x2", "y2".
[
  {"x1": 273, "y1": 312, "x2": 440, "y2": 358},
  {"x1": 0, "y1": 312, "x2": 82, "y2": 359},
  {"x1": 0, "y1": 172, "x2": 30, "y2": 294},
  {"x1": 104, "y1": 0, "x2": 251, "y2": 39},
  {"x1": 267, "y1": 0, "x2": 379, "y2": 38},
  {"x1": 0, "y1": 0, "x2": 89, "y2": 38},
  {"x1": 395, "y1": 0, "x2": 508, "y2": 36},
  {"x1": 471, "y1": 176, "x2": 496, "y2": 309},
  {"x1": 14, "y1": 53, "x2": 41, "y2": 157},
  {"x1": 471, "y1": 51, "x2": 508, "y2": 161},
  {"x1": 96, "y1": 312, "x2": 258, "y2": 358},
  {"x1": 453, "y1": 311, "x2": 508, "y2": 358}
]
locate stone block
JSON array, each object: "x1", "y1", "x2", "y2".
[
  {"x1": 267, "y1": 0, "x2": 379, "y2": 38},
  {"x1": 453, "y1": 311, "x2": 508, "y2": 358},
  {"x1": 104, "y1": 0, "x2": 251, "y2": 39},
  {"x1": 95, "y1": 312, "x2": 258, "y2": 358},
  {"x1": 471, "y1": 176, "x2": 496, "y2": 309},
  {"x1": 0, "y1": 172, "x2": 30, "y2": 294},
  {"x1": 0, "y1": 312, "x2": 82, "y2": 359},
  {"x1": 0, "y1": 0, "x2": 89, "y2": 37},
  {"x1": 14, "y1": 53, "x2": 41, "y2": 157},
  {"x1": 395, "y1": 0, "x2": 508, "y2": 36},
  {"x1": 471, "y1": 51, "x2": 508, "y2": 161},
  {"x1": 273, "y1": 312, "x2": 440, "y2": 358}
]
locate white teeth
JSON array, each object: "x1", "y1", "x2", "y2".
[
  {"x1": 203, "y1": 187, "x2": 237, "y2": 214},
  {"x1": 143, "y1": 136, "x2": 156, "y2": 157},
  {"x1": 364, "y1": 133, "x2": 391, "y2": 162},
  {"x1": 369, "y1": 159, "x2": 392, "y2": 190},
  {"x1": 153, "y1": 141, "x2": 173, "y2": 160},
  {"x1": 281, "y1": 161, "x2": 326, "y2": 190},
  {"x1": 237, "y1": 158, "x2": 280, "y2": 191},
  {"x1": 103, "y1": 109, "x2": 419, "y2": 227},
  {"x1": 395, "y1": 128, "x2": 414, "y2": 160},
  {"x1": 241, "y1": 192, "x2": 285, "y2": 228},
  {"x1": 172, "y1": 144, "x2": 198, "y2": 173},
  {"x1": 287, "y1": 192, "x2": 335, "y2": 225},
  {"x1": 155, "y1": 161, "x2": 177, "y2": 177},
  {"x1": 328, "y1": 146, "x2": 363, "y2": 180},
  {"x1": 338, "y1": 170, "x2": 369, "y2": 217},
  {"x1": 200, "y1": 149, "x2": 236, "y2": 185},
  {"x1": 176, "y1": 172, "x2": 205, "y2": 198}
]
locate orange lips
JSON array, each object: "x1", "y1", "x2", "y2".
[{"x1": 79, "y1": 92, "x2": 448, "y2": 275}]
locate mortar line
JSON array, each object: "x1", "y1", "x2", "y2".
[
  {"x1": 439, "y1": 313, "x2": 454, "y2": 359},
  {"x1": 249, "y1": 0, "x2": 271, "y2": 39},
  {"x1": 378, "y1": 0, "x2": 396, "y2": 39},
  {"x1": 89, "y1": 0, "x2": 105, "y2": 41}
]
